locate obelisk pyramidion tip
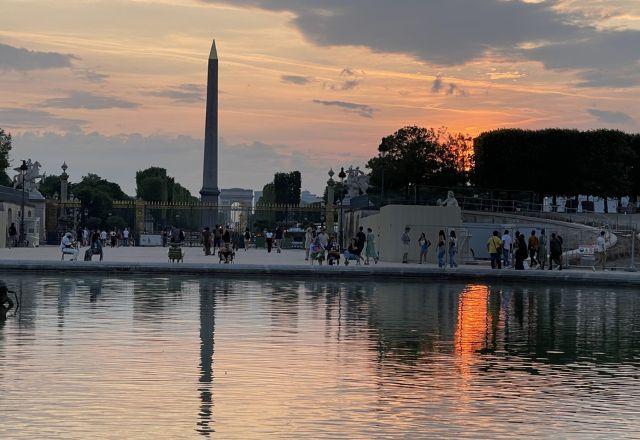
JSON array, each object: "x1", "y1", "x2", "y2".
[{"x1": 209, "y1": 39, "x2": 217, "y2": 60}]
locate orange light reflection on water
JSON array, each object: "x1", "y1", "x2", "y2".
[{"x1": 454, "y1": 285, "x2": 490, "y2": 401}]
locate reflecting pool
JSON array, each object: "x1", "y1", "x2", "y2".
[{"x1": 1, "y1": 274, "x2": 639, "y2": 438}]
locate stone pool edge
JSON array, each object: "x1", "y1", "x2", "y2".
[{"x1": 0, "y1": 260, "x2": 639, "y2": 286}]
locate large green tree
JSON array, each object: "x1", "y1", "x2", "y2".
[
  {"x1": 135, "y1": 167, "x2": 198, "y2": 203},
  {"x1": 74, "y1": 173, "x2": 127, "y2": 200},
  {"x1": 273, "y1": 171, "x2": 301, "y2": 205},
  {"x1": 366, "y1": 126, "x2": 470, "y2": 200},
  {"x1": 137, "y1": 176, "x2": 168, "y2": 202},
  {"x1": 72, "y1": 174, "x2": 128, "y2": 227},
  {"x1": 38, "y1": 174, "x2": 61, "y2": 198},
  {"x1": 135, "y1": 167, "x2": 199, "y2": 229},
  {"x1": 74, "y1": 186, "x2": 113, "y2": 221},
  {"x1": 0, "y1": 128, "x2": 13, "y2": 186}
]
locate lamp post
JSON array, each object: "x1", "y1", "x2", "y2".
[
  {"x1": 338, "y1": 167, "x2": 346, "y2": 248},
  {"x1": 18, "y1": 160, "x2": 28, "y2": 247},
  {"x1": 379, "y1": 150, "x2": 386, "y2": 207},
  {"x1": 326, "y1": 168, "x2": 335, "y2": 233}
]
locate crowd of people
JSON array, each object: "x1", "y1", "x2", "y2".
[
  {"x1": 74, "y1": 227, "x2": 132, "y2": 249},
  {"x1": 486, "y1": 229, "x2": 572, "y2": 271},
  {"x1": 400, "y1": 228, "x2": 458, "y2": 268},
  {"x1": 304, "y1": 226, "x2": 378, "y2": 266},
  {"x1": 54, "y1": 221, "x2": 609, "y2": 271},
  {"x1": 200, "y1": 224, "x2": 255, "y2": 263},
  {"x1": 60, "y1": 228, "x2": 111, "y2": 261}
]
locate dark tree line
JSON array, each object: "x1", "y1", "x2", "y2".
[
  {"x1": 254, "y1": 171, "x2": 302, "y2": 228},
  {"x1": 473, "y1": 129, "x2": 640, "y2": 208},
  {"x1": 0, "y1": 129, "x2": 12, "y2": 187}
]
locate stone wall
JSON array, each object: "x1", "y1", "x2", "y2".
[{"x1": 359, "y1": 205, "x2": 462, "y2": 263}]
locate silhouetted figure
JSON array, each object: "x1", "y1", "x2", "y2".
[{"x1": 0, "y1": 282, "x2": 15, "y2": 322}]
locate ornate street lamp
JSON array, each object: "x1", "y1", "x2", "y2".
[{"x1": 18, "y1": 160, "x2": 28, "y2": 247}]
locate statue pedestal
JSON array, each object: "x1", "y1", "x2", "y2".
[{"x1": 28, "y1": 190, "x2": 46, "y2": 244}]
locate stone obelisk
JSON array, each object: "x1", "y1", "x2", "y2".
[{"x1": 200, "y1": 39, "x2": 220, "y2": 227}]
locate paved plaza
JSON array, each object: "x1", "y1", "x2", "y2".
[
  {"x1": 2, "y1": 244, "x2": 640, "y2": 287},
  {"x1": 0, "y1": 245, "x2": 418, "y2": 267}
]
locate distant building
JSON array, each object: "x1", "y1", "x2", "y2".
[
  {"x1": 219, "y1": 188, "x2": 253, "y2": 228},
  {"x1": 0, "y1": 185, "x2": 40, "y2": 247},
  {"x1": 300, "y1": 190, "x2": 322, "y2": 206},
  {"x1": 253, "y1": 191, "x2": 263, "y2": 206}
]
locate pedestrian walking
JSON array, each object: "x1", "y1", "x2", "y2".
[
  {"x1": 214, "y1": 225, "x2": 222, "y2": 251},
  {"x1": 487, "y1": 230, "x2": 503, "y2": 269},
  {"x1": 123, "y1": 227, "x2": 130, "y2": 247},
  {"x1": 265, "y1": 229, "x2": 274, "y2": 253},
  {"x1": 356, "y1": 226, "x2": 366, "y2": 259},
  {"x1": 549, "y1": 233, "x2": 563, "y2": 270},
  {"x1": 501, "y1": 230, "x2": 512, "y2": 267},
  {"x1": 365, "y1": 227, "x2": 378, "y2": 265},
  {"x1": 418, "y1": 232, "x2": 431, "y2": 264},
  {"x1": 538, "y1": 229, "x2": 548, "y2": 270},
  {"x1": 304, "y1": 227, "x2": 313, "y2": 260},
  {"x1": 202, "y1": 227, "x2": 212, "y2": 255},
  {"x1": 437, "y1": 230, "x2": 446, "y2": 268},
  {"x1": 8, "y1": 223, "x2": 17, "y2": 248},
  {"x1": 274, "y1": 226, "x2": 284, "y2": 253},
  {"x1": 515, "y1": 233, "x2": 527, "y2": 270},
  {"x1": 89, "y1": 230, "x2": 103, "y2": 261},
  {"x1": 83, "y1": 227, "x2": 90, "y2": 247},
  {"x1": 593, "y1": 230, "x2": 607, "y2": 271},
  {"x1": 222, "y1": 226, "x2": 231, "y2": 245},
  {"x1": 401, "y1": 227, "x2": 411, "y2": 263},
  {"x1": 528, "y1": 230, "x2": 539, "y2": 268},
  {"x1": 244, "y1": 228, "x2": 252, "y2": 251},
  {"x1": 448, "y1": 230, "x2": 458, "y2": 268}
]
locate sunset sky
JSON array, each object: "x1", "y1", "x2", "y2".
[{"x1": 1, "y1": 0, "x2": 639, "y2": 195}]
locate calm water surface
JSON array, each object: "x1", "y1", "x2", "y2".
[{"x1": 1, "y1": 274, "x2": 639, "y2": 438}]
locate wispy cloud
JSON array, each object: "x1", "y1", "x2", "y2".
[
  {"x1": 147, "y1": 83, "x2": 205, "y2": 103},
  {"x1": 0, "y1": 108, "x2": 86, "y2": 130},
  {"x1": 0, "y1": 43, "x2": 76, "y2": 71},
  {"x1": 75, "y1": 69, "x2": 109, "y2": 83},
  {"x1": 41, "y1": 91, "x2": 139, "y2": 110},
  {"x1": 312, "y1": 99, "x2": 377, "y2": 118},
  {"x1": 281, "y1": 74, "x2": 313, "y2": 85}
]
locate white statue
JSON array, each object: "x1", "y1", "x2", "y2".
[
  {"x1": 439, "y1": 190, "x2": 459, "y2": 207},
  {"x1": 12, "y1": 159, "x2": 43, "y2": 192},
  {"x1": 344, "y1": 166, "x2": 370, "y2": 198}
]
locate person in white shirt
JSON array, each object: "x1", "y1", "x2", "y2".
[
  {"x1": 501, "y1": 230, "x2": 512, "y2": 268},
  {"x1": 317, "y1": 228, "x2": 329, "y2": 248},
  {"x1": 60, "y1": 232, "x2": 78, "y2": 261},
  {"x1": 265, "y1": 229, "x2": 274, "y2": 253},
  {"x1": 593, "y1": 231, "x2": 607, "y2": 271},
  {"x1": 100, "y1": 230, "x2": 107, "y2": 246},
  {"x1": 123, "y1": 228, "x2": 130, "y2": 247},
  {"x1": 82, "y1": 227, "x2": 89, "y2": 246},
  {"x1": 304, "y1": 227, "x2": 314, "y2": 261}
]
